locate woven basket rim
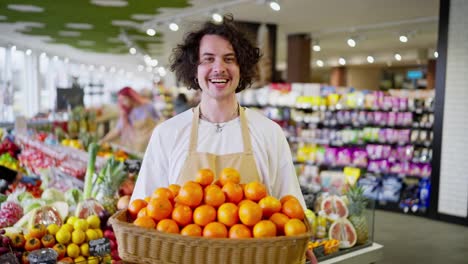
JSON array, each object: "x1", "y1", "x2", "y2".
[{"x1": 110, "y1": 210, "x2": 313, "y2": 243}]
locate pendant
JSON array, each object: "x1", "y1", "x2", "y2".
[{"x1": 215, "y1": 124, "x2": 223, "y2": 133}]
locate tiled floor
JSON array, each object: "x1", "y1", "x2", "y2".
[{"x1": 374, "y1": 210, "x2": 468, "y2": 264}]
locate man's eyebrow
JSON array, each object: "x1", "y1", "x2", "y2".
[{"x1": 200, "y1": 53, "x2": 214, "y2": 56}]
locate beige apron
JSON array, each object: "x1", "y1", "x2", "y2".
[
  {"x1": 120, "y1": 109, "x2": 158, "y2": 153},
  {"x1": 177, "y1": 105, "x2": 261, "y2": 184}
]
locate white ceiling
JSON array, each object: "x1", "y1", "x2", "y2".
[{"x1": 0, "y1": 0, "x2": 440, "y2": 73}]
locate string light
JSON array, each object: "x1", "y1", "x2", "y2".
[
  {"x1": 394, "y1": 53, "x2": 402, "y2": 61},
  {"x1": 347, "y1": 38, "x2": 356, "y2": 47},
  {"x1": 399, "y1": 35, "x2": 408, "y2": 43},
  {"x1": 129, "y1": 47, "x2": 136, "y2": 55},
  {"x1": 339, "y1": 57, "x2": 346, "y2": 65},
  {"x1": 367, "y1": 56, "x2": 375, "y2": 63},
  {"x1": 212, "y1": 12, "x2": 223, "y2": 23},
  {"x1": 169, "y1": 22, "x2": 179, "y2": 31},
  {"x1": 316, "y1": 60, "x2": 324, "y2": 67},
  {"x1": 269, "y1": 1, "x2": 280, "y2": 11},
  {"x1": 146, "y1": 28, "x2": 156, "y2": 36}
]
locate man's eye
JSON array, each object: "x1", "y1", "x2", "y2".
[
  {"x1": 202, "y1": 57, "x2": 214, "y2": 63},
  {"x1": 225, "y1": 57, "x2": 236, "y2": 63}
]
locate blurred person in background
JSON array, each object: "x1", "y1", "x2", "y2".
[
  {"x1": 100, "y1": 86, "x2": 159, "y2": 153},
  {"x1": 173, "y1": 93, "x2": 191, "y2": 114}
]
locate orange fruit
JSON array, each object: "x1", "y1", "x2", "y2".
[
  {"x1": 168, "y1": 184, "x2": 181, "y2": 197},
  {"x1": 269, "y1": 212, "x2": 290, "y2": 235},
  {"x1": 144, "y1": 196, "x2": 151, "y2": 203},
  {"x1": 193, "y1": 205, "x2": 217, "y2": 227},
  {"x1": 238, "y1": 201, "x2": 262, "y2": 226},
  {"x1": 203, "y1": 222, "x2": 228, "y2": 238},
  {"x1": 195, "y1": 168, "x2": 214, "y2": 186},
  {"x1": 253, "y1": 220, "x2": 277, "y2": 238},
  {"x1": 213, "y1": 179, "x2": 223, "y2": 187},
  {"x1": 238, "y1": 199, "x2": 252, "y2": 207},
  {"x1": 133, "y1": 216, "x2": 156, "y2": 229},
  {"x1": 284, "y1": 219, "x2": 306, "y2": 236},
  {"x1": 204, "y1": 185, "x2": 226, "y2": 207},
  {"x1": 171, "y1": 205, "x2": 192, "y2": 227},
  {"x1": 151, "y1": 187, "x2": 174, "y2": 202},
  {"x1": 180, "y1": 224, "x2": 202, "y2": 237},
  {"x1": 282, "y1": 199, "x2": 304, "y2": 220},
  {"x1": 137, "y1": 207, "x2": 148, "y2": 218},
  {"x1": 258, "y1": 196, "x2": 282, "y2": 218},
  {"x1": 219, "y1": 168, "x2": 241, "y2": 186},
  {"x1": 229, "y1": 224, "x2": 252, "y2": 238},
  {"x1": 217, "y1": 203, "x2": 239, "y2": 227},
  {"x1": 280, "y1": 195, "x2": 298, "y2": 205},
  {"x1": 176, "y1": 181, "x2": 203, "y2": 208},
  {"x1": 244, "y1": 182, "x2": 267, "y2": 202},
  {"x1": 222, "y1": 182, "x2": 244, "y2": 204},
  {"x1": 147, "y1": 198, "x2": 173, "y2": 221},
  {"x1": 128, "y1": 199, "x2": 148, "y2": 218},
  {"x1": 156, "y1": 219, "x2": 180, "y2": 234}
]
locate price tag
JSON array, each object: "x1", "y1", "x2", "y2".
[
  {"x1": 89, "y1": 238, "x2": 111, "y2": 257},
  {"x1": 344, "y1": 167, "x2": 361, "y2": 186},
  {"x1": 28, "y1": 248, "x2": 58, "y2": 264},
  {"x1": 0, "y1": 253, "x2": 20, "y2": 264}
]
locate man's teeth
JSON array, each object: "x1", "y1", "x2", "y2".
[{"x1": 210, "y1": 78, "x2": 228, "y2": 83}]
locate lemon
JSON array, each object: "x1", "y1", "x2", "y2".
[
  {"x1": 87, "y1": 256, "x2": 100, "y2": 264},
  {"x1": 80, "y1": 243, "x2": 89, "y2": 257},
  {"x1": 86, "y1": 215, "x2": 101, "y2": 229},
  {"x1": 86, "y1": 229, "x2": 99, "y2": 242},
  {"x1": 72, "y1": 230, "x2": 86, "y2": 245},
  {"x1": 67, "y1": 243, "x2": 80, "y2": 258},
  {"x1": 66, "y1": 216, "x2": 78, "y2": 225},
  {"x1": 47, "y1": 224, "x2": 60, "y2": 236},
  {"x1": 73, "y1": 219, "x2": 89, "y2": 231},
  {"x1": 56, "y1": 229, "x2": 71, "y2": 245},
  {"x1": 61, "y1": 223, "x2": 74, "y2": 233},
  {"x1": 94, "y1": 229, "x2": 103, "y2": 238},
  {"x1": 103, "y1": 255, "x2": 112, "y2": 263},
  {"x1": 74, "y1": 256, "x2": 86, "y2": 263}
]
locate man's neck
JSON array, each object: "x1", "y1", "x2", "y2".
[{"x1": 199, "y1": 95, "x2": 239, "y2": 123}]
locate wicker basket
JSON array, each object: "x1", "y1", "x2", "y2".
[{"x1": 110, "y1": 210, "x2": 312, "y2": 264}]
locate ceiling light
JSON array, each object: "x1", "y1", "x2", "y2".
[
  {"x1": 316, "y1": 60, "x2": 324, "y2": 67},
  {"x1": 100, "y1": 66, "x2": 106, "y2": 72},
  {"x1": 11, "y1": 45, "x2": 16, "y2": 52},
  {"x1": 367, "y1": 56, "x2": 375, "y2": 63},
  {"x1": 137, "y1": 65, "x2": 144, "y2": 72},
  {"x1": 399, "y1": 35, "x2": 408, "y2": 43},
  {"x1": 212, "y1": 12, "x2": 223, "y2": 23},
  {"x1": 89, "y1": 65, "x2": 95, "y2": 71},
  {"x1": 434, "y1": 51, "x2": 439, "y2": 58},
  {"x1": 338, "y1": 57, "x2": 346, "y2": 65},
  {"x1": 394, "y1": 53, "x2": 402, "y2": 61},
  {"x1": 65, "y1": 23, "x2": 93, "y2": 30},
  {"x1": 150, "y1": 59, "x2": 158, "y2": 67},
  {"x1": 53, "y1": 56, "x2": 59, "y2": 61},
  {"x1": 26, "y1": 49, "x2": 32, "y2": 56},
  {"x1": 347, "y1": 38, "x2": 356, "y2": 47},
  {"x1": 40, "y1": 52, "x2": 47, "y2": 58},
  {"x1": 269, "y1": 1, "x2": 281, "y2": 11},
  {"x1": 64, "y1": 57, "x2": 69, "y2": 63},
  {"x1": 91, "y1": 0, "x2": 128, "y2": 7},
  {"x1": 158, "y1": 67, "x2": 167, "y2": 76},
  {"x1": 7, "y1": 4, "x2": 44, "y2": 13},
  {"x1": 312, "y1": 44, "x2": 321, "y2": 52},
  {"x1": 146, "y1": 28, "x2": 156, "y2": 36},
  {"x1": 129, "y1": 47, "x2": 136, "y2": 55},
  {"x1": 169, "y1": 22, "x2": 179, "y2": 32}
]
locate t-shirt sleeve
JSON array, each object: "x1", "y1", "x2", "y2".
[
  {"x1": 273, "y1": 131, "x2": 307, "y2": 210},
  {"x1": 130, "y1": 126, "x2": 169, "y2": 202}
]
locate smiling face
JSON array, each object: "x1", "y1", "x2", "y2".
[{"x1": 197, "y1": 34, "x2": 240, "y2": 102}]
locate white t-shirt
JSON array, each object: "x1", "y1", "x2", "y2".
[{"x1": 132, "y1": 108, "x2": 306, "y2": 209}]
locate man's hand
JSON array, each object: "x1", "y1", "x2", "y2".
[{"x1": 306, "y1": 248, "x2": 318, "y2": 264}]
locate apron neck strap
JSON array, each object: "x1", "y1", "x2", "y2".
[{"x1": 189, "y1": 104, "x2": 253, "y2": 154}]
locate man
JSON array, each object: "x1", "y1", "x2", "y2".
[{"x1": 132, "y1": 15, "x2": 317, "y2": 263}]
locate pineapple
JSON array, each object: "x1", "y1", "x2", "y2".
[
  {"x1": 346, "y1": 185, "x2": 369, "y2": 245},
  {"x1": 93, "y1": 157, "x2": 127, "y2": 215}
]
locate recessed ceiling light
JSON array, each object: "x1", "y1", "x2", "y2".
[
  {"x1": 132, "y1": 14, "x2": 155, "y2": 21},
  {"x1": 394, "y1": 53, "x2": 402, "y2": 61},
  {"x1": 7, "y1": 4, "x2": 44, "y2": 12},
  {"x1": 40, "y1": 52, "x2": 47, "y2": 58},
  {"x1": 58, "y1": 31, "x2": 81, "y2": 37},
  {"x1": 90, "y1": 0, "x2": 128, "y2": 7},
  {"x1": 434, "y1": 51, "x2": 439, "y2": 58},
  {"x1": 316, "y1": 60, "x2": 324, "y2": 67},
  {"x1": 269, "y1": 1, "x2": 281, "y2": 11},
  {"x1": 129, "y1": 47, "x2": 137, "y2": 55},
  {"x1": 169, "y1": 22, "x2": 179, "y2": 32},
  {"x1": 313, "y1": 44, "x2": 321, "y2": 52},
  {"x1": 26, "y1": 49, "x2": 32, "y2": 56},
  {"x1": 22, "y1": 22, "x2": 45, "y2": 28},
  {"x1": 65, "y1": 23, "x2": 93, "y2": 30},
  {"x1": 399, "y1": 35, "x2": 408, "y2": 43},
  {"x1": 146, "y1": 28, "x2": 156, "y2": 36},
  {"x1": 53, "y1": 56, "x2": 59, "y2": 61},
  {"x1": 78, "y1": 40, "x2": 95, "y2": 46},
  {"x1": 212, "y1": 12, "x2": 223, "y2": 23},
  {"x1": 347, "y1": 38, "x2": 356, "y2": 47},
  {"x1": 367, "y1": 56, "x2": 375, "y2": 63},
  {"x1": 339, "y1": 57, "x2": 346, "y2": 65}
]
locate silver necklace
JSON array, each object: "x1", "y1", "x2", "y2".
[{"x1": 200, "y1": 105, "x2": 239, "y2": 133}]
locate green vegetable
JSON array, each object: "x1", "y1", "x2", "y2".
[{"x1": 83, "y1": 142, "x2": 98, "y2": 199}]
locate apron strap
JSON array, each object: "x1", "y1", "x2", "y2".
[
  {"x1": 239, "y1": 106, "x2": 254, "y2": 154},
  {"x1": 189, "y1": 104, "x2": 254, "y2": 154}
]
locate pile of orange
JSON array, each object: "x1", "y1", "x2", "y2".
[{"x1": 127, "y1": 168, "x2": 307, "y2": 239}]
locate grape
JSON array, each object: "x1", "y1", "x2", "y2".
[{"x1": 0, "y1": 229, "x2": 5, "y2": 235}]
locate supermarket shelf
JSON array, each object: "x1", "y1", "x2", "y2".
[
  {"x1": 310, "y1": 242, "x2": 383, "y2": 264},
  {"x1": 287, "y1": 136, "x2": 432, "y2": 148},
  {"x1": 374, "y1": 201, "x2": 428, "y2": 218}
]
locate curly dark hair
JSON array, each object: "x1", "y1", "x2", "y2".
[{"x1": 170, "y1": 14, "x2": 261, "y2": 93}]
